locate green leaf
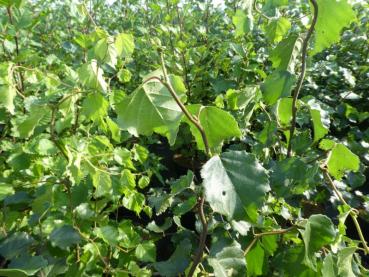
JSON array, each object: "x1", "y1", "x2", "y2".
[
  {"x1": 326, "y1": 143, "x2": 360, "y2": 180},
  {"x1": 171, "y1": 171, "x2": 194, "y2": 195},
  {"x1": 256, "y1": 121, "x2": 277, "y2": 146},
  {"x1": 115, "y1": 33, "x2": 134, "y2": 58},
  {"x1": 273, "y1": 246, "x2": 316, "y2": 277},
  {"x1": 301, "y1": 214, "x2": 336, "y2": 270},
  {"x1": 153, "y1": 238, "x2": 192, "y2": 277},
  {"x1": 117, "y1": 68, "x2": 132, "y2": 83},
  {"x1": 0, "y1": 232, "x2": 34, "y2": 259},
  {"x1": 312, "y1": 0, "x2": 356, "y2": 55},
  {"x1": 262, "y1": 235, "x2": 278, "y2": 256},
  {"x1": 321, "y1": 247, "x2": 357, "y2": 277},
  {"x1": 95, "y1": 225, "x2": 119, "y2": 246},
  {"x1": 265, "y1": 17, "x2": 291, "y2": 43},
  {"x1": 270, "y1": 157, "x2": 318, "y2": 197},
  {"x1": 78, "y1": 60, "x2": 107, "y2": 92},
  {"x1": 246, "y1": 241, "x2": 265, "y2": 276},
  {"x1": 0, "y1": 269, "x2": 27, "y2": 277},
  {"x1": 82, "y1": 93, "x2": 109, "y2": 121},
  {"x1": 138, "y1": 175, "x2": 150, "y2": 189},
  {"x1": 8, "y1": 255, "x2": 48, "y2": 276},
  {"x1": 304, "y1": 97, "x2": 331, "y2": 142},
  {"x1": 74, "y1": 203, "x2": 95, "y2": 220},
  {"x1": 116, "y1": 77, "x2": 185, "y2": 145},
  {"x1": 319, "y1": 139, "x2": 335, "y2": 151},
  {"x1": 123, "y1": 191, "x2": 145, "y2": 215},
  {"x1": 94, "y1": 37, "x2": 118, "y2": 68},
  {"x1": 135, "y1": 241, "x2": 156, "y2": 263},
  {"x1": 226, "y1": 86, "x2": 258, "y2": 111},
  {"x1": 277, "y1": 98, "x2": 293, "y2": 126},
  {"x1": 0, "y1": 63, "x2": 15, "y2": 114},
  {"x1": 0, "y1": 85, "x2": 16, "y2": 115},
  {"x1": 322, "y1": 253, "x2": 337, "y2": 277},
  {"x1": 262, "y1": 0, "x2": 288, "y2": 16},
  {"x1": 184, "y1": 105, "x2": 241, "y2": 152},
  {"x1": 106, "y1": 117, "x2": 121, "y2": 142},
  {"x1": 147, "y1": 218, "x2": 173, "y2": 233},
  {"x1": 201, "y1": 150, "x2": 270, "y2": 222},
  {"x1": 49, "y1": 225, "x2": 81, "y2": 250},
  {"x1": 208, "y1": 243, "x2": 246, "y2": 277},
  {"x1": 0, "y1": 184, "x2": 15, "y2": 201},
  {"x1": 337, "y1": 247, "x2": 357, "y2": 277},
  {"x1": 232, "y1": 9, "x2": 253, "y2": 37},
  {"x1": 269, "y1": 35, "x2": 303, "y2": 72},
  {"x1": 119, "y1": 220, "x2": 141, "y2": 249},
  {"x1": 261, "y1": 70, "x2": 296, "y2": 105},
  {"x1": 12, "y1": 104, "x2": 50, "y2": 139},
  {"x1": 173, "y1": 195, "x2": 197, "y2": 216},
  {"x1": 92, "y1": 170, "x2": 112, "y2": 197}
]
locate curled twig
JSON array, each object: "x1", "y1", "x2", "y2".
[
  {"x1": 287, "y1": 0, "x2": 318, "y2": 157},
  {"x1": 322, "y1": 168, "x2": 369, "y2": 254}
]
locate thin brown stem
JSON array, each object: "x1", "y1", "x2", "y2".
[
  {"x1": 7, "y1": 6, "x2": 24, "y2": 92},
  {"x1": 144, "y1": 71, "x2": 210, "y2": 155},
  {"x1": 322, "y1": 169, "x2": 369, "y2": 254},
  {"x1": 153, "y1": 51, "x2": 210, "y2": 276},
  {"x1": 287, "y1": 0, "x2": 318, "y2": 157},
  {"x1": 188, "y1": 196, "x2": 208, "y2": 277},
  {"x1": 254, "y1": 226, "x2": 296, "y2": 237},
  {"x1": 244, "y1": 237, "x2": 258, "y2": 256},
  {"x1": 244, "y1": 227, "x2": 297, "y2": 256}
]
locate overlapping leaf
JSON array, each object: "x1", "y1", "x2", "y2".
[
  {"x1": 116, "y1": 75, "x2": 186, "y2": 145},
  {"x1": 201, "y1": 150, "x2": 270, "y2": 222}
]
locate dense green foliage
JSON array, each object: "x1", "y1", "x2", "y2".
[{"x1": 0, "y1": 0, "x2": 369, "y2": 276}]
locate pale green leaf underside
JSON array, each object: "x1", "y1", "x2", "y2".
[
  {"x1": 208, "y1": 244, "x2": 246, "y2": 277},
  {"x1": 116, "y1": 77, "x2": 185, "y2": 145},
  {"x1": 312, "y1": 0, "x2": 356, "y2": 55},
  {"x1": 78, "y1": 60, "x2": 107, "y2": 92}
]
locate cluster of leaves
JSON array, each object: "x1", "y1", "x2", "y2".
[{"x1": 0, "y1": 0, "x2": 368, "y2": 276}]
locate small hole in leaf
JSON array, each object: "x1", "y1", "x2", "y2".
[{"x1": 222, "y1": 191, "x2": 226, "y2": 196}]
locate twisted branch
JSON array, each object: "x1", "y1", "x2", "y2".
[
  {"x1": 148, "y1": 51, "x2": 210, "y2": 276},
  {"x1": 287, "y1": 0, "x2": 318, "y2": 157},
  {"x1": 322, "y1": 169, "x2": 369, "y2": 254}
]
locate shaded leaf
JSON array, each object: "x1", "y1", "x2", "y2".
[
  {"x1": 301, "y1": 215, "x2": 336, "y2": 270},
  {"x1": 153, "y1": 238, "x2": 192, "y2": 277},
  {"x1": 49, "y1": 225, "x2": 81, "y2": 250},
  {"x1": 261, "y1": 70, "x2": 296, "y2": 105}
]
